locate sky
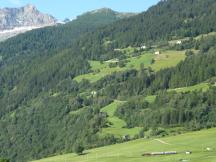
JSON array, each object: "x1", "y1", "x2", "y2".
[{"x1": 0, "y1": 0, "x2": 160, "y2": 20}]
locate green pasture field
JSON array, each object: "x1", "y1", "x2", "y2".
[{"x1": 32, "y1": 128, "x2": 216, "y2": 162}]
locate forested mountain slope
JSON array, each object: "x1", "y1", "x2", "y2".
[
  {"x1": 90, "y1": 0, "x2": 216, "y2": 47},
  {"x1": 0, "y1": 8, "x2": 134, "y2": 117},
  {"x1": 0, "y1": 0, "x2": 216, "y2": 162},
  {"x1": 0, "y1": 8, "x2": 134, "y2": 61},
  {"x1": 74, "y1": 0, "x2": 216, "y2": 60},
  {"x1": 0, "y1": 8, "x2": 136, "y2": 162}
]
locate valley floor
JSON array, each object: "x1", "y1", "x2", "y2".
[{"x1": 31, "y1": 128, "x2": 216, "y2": 162}]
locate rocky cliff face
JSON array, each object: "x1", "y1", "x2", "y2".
[{"x1": 0, "y1": 4, "x2": 56, "y2": 31}]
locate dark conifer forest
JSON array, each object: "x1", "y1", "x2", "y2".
[{"x1": 0, "y1": 0, "x2": 216, "y2": 161}]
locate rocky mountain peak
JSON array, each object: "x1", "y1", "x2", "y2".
[
  {"x1": 23, "y1": 4, "x2": 37, "y2": 12},
  {"x1": 0, "y1": 4, "x2": 57, "y2": 31}
]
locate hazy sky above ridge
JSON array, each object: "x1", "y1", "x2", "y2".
[{"x1": 0, "y1": 0, "x2": 160, "y2": 20}]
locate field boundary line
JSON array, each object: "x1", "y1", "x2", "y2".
[{"x1": 154, "y1": 139, "x2": 172, "y2": 145}]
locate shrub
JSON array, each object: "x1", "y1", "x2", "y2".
[{"x1": 74, "y1": 144, "x2": 85, "y2": 155}]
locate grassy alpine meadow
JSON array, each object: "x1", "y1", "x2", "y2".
[
  {"x1": 150, "y1": 50, "x2": 186, "y2": 71},
  {"x1": 74, "y1": 60, "x2": 123, "y2": 83},
  {"x1": 144, "y1": 95, "x2": 156, "y2": 103},
  {"x1": 74, "y1": 53, "x2": 154, "y2": 83},
  {"x1": 74, "y1": 50, "x2": 185, "y2": 83},
  {"x1": 168, "y1": 83, "x2": 210, "y2": 93},
  {"x1": 100, "y1": 100, "x2": 142, "y2": 138},
  {"x1": 31, "y1": 128, "x2": 216, "y2": 162},
  {"x1": 126, "y1": 53, "x2": 154, "y2": 69}
]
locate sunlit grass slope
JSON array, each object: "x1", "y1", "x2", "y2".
[
  {"x1": 32, "y1": 128, "x2": 216, "y2": 162},
  {"x1": 74, "y1": 50, "x2": 185, "y2": 82},
  {"x1": 168, "y1": 83, "x2": 210, "y2": 93},
  {"x1": 151, "y1": 50, "x2": 186, "y2": 71},
  {"x1": 100, "y1": 100, "x2": 141, "y2": 138}
]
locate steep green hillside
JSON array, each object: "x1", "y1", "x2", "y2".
[
  {"x1": 100, "y1": 101, "x2": 142, "y2": 138},
  {"x1": 31, "y1": 128, "x2": 216, "y2": 162},
  {"x1": 0, "y1": 0, "x2": 216, "y2": 162},
  {"x1": 0, "y1": 8, "x2": 133, "y2": 61},
  {"x1": 76, "y1": 0, "x2": 216, "y2": 56},
  {"x1": 0, "y1": 9, "x2": 133, "y2": 162},
  {"x1": 168, "y1": 82, "x2": 210, "y2": 93},
  {"x1": 74, "y1": 50, "x2": 185, "y2": 83}
]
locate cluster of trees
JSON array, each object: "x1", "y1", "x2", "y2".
[
  {"x1": 93, "y1": 36, "x2": 216, "y2": 99},
  {"x1": 0, "y1": 49, "x2": 91, "y2": 118},
  {"x1": 0, "y1": 91, "x2": 115, "y2": 161},
  {"x1": 74, "y1": 144, "x2": 85, "y2": 155},
  {"x1": 116, "y1": 87, "x2": 216, "y2": 129},
  {"x1": 169, "y1": 35, "x2": 216, "y2": 52},
  {"x1": 152, "y1": 40, "x2": 216, "y2": 90}
]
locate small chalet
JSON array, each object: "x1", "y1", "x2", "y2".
[
  {"x1": 185, "y1": 151, "x2": 192, "y2": 155},
  {"x1": 206, "y1": 147, "x2": 212, "y2": 151},
  {"x1": 140, "y1": 45, "x2": 147, "y2": 50},
  {"x1": 155, "y1": 51, "x2": 160, "y2": 55},
  {"x1": 176, "y1": 40, "x2": 182, "y2": 45},
  {"x1": 91, "y1": 91, "x2": 97, "y2": 96}
]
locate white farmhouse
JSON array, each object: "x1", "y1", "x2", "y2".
[
  {"x1": 91, "y1": 91, "x2": 97, "y2": 96},
  {"x1": 140, "y1": 45, "x2": 147, "y2": 50},
  {"x1": 155, "y1": 51, "x2": 160, "y2": 55},
  {"x1": 176, "y1": 40, "x2": 182, "y2": 45},
  {"x1": 105, "y1": 58, "x2": 119, "y2": 63},
  {"x1": 206, "y1": 147, "x2": 212, "y2": 151}
]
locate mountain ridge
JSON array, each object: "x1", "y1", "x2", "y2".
[
  {"x1": 85, "y1": 8, "x2": 137, "y2": 18},
  {"x1": 0, "y1": 4, "x2": 56, "y2": 31},
  {"x1": 0, "y1": 4, "x2": 57, "y2": 41},
  {"x1": 0, "y1": 6, "x2": 136, "y2": 42}
]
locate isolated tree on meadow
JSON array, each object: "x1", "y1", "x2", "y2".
[{"x1": 74, "y1": 144, "x2": 85, "y2": 155}]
